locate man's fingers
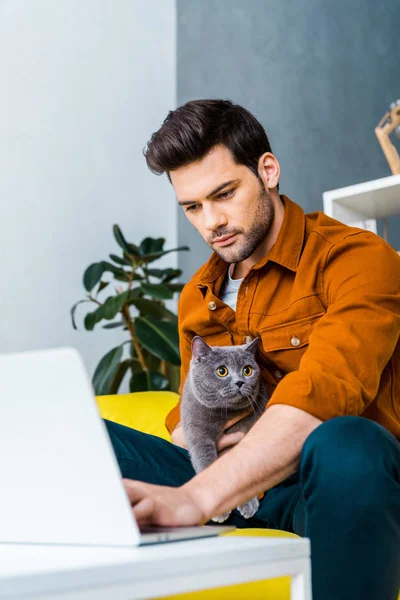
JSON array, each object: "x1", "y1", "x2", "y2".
[
  {"x1": 217, "y1": 431, "x2": 245, "y2": 451},
  {"x1": 224, "y1": 408, "x2": 252, "y2": 430},
  {"x1": 123, "y1": 478, "x2": 154, "y2": 503},
  {"x1": 133, "y1": 497, "x2": 155, "y2": 523}
]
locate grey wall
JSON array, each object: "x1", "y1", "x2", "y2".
[
  {"x1": 177, "y1": 0, "x2": 400, "y2": 281},
  {"x1": 0, "y1": 0, "x2": 177, "y2": 382}
]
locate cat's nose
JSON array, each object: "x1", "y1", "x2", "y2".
[{"x1": 235, "y1": 381, "x2": 244, "y2": 388}]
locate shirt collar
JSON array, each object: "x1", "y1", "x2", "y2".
[
  {"x1": 192, "y1": 194, "x2": 305, "y2": 284},
  {"x1": 254, "y1": 194, "x2": 305, "y2": 272}
]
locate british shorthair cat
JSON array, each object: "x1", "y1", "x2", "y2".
[{"x1": 180, "y1": 335, "x2": 269, "y2": 522}]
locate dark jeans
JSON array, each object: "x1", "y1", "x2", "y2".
[{"x1": 104, "y1": 416, "x2": 400, "y2": 600}]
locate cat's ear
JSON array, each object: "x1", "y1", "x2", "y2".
[
  {"x1": 191, "y1": 336, "x2": 212, "y2": 361},
  {"x1": 245, "y1": 337, "x2": 260, "y2": 354}
]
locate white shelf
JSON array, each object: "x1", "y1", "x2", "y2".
[{"x1": 323, "y1": 174, "x2": 400, "y2": 222}]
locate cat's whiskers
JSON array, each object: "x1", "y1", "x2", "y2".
[
  {"x1": 243, "y1": 390, "x2": 255, "y2": 411},
  {"x1": 257, "y1": 390, "x2": 270, "y2": 404},
  {"x1": 244, "y1": 389, "x2": 263, "y2": 417},
  {"x1": 254, "y1": 386, "x2": 271, "y2": 415}
]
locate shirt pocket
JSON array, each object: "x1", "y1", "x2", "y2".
[
  {"x1": 184, "y1": 330, "x2": 233, "y2": 350},
  {"x1": 258, "y1": 313, "x2": 323, "y2": 375}
]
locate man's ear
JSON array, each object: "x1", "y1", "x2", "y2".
[
  {"x1": 191, "y1": 336, "x2": 212, "y2": 361},
  {"x1": 245, "y1": 337, "x2": 260, "y2": 354}
]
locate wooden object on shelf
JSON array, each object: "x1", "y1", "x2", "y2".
[{"x1": 375, "y1": 100, "x2": 400, "y2": 175}]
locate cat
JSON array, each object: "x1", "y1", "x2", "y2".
[{"x1": 180, "y1": 335, "x2": 270, "y2": 523}]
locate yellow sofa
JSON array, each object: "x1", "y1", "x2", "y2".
[{"x1": 96, "y1": 390, "x2": 300, "y2": 600}]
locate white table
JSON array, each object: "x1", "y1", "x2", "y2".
[{"x1": 0, "y1": 536, "x2": 311, "y2": 600}]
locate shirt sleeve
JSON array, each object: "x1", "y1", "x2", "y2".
[
  {"x1": 266, "y1": 232, "x2": 400, "y2": 420},
  {"x1": 165, "y1": 288, "x2": 192, "y2": 435}
]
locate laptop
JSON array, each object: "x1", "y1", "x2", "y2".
[{"x1": 0, "y1": 347, "x2": 235, "y2": 546}]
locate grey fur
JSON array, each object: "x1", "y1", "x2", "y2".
[{"x1": 180, "y1": 335, "x2": 270, "y2": 522}]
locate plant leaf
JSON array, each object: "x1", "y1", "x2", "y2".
[
  {"x1": 102, "y1": 321, "x2": 125, "y2": 329},
  {"x1": 84, "y1": 291, "x2": 130, "y2": 330},
  {"x1": 139, "y1": 237, "x2": 165, "y2": 256},
  {"x1": 129, "y1": 287, "x2": 143, "y2": 299},
  {"x1": 162, "y1": 269, "x2": 182, "y2": 283},
  {"x1": 143, "y1": 246, "x2": 190, "y2": 261},
  {"x1": 113, "y1": 224, "x2": 132, "y2": 254},
  {"x1": 70, "y1": 299, "x2": 91, "y2": 330},
  {"x1": 163, "y1": 282, "x2": 185, "y2": 293},
  {"x1": 145, "y1": 268, "x2": 165, "y2": 278},
  {"x1": 103, "y1": 291, "x2": 130, "y2": 319},
  {"x1": 84, "y1": 310, "x2": 98, "y2": 331},
  {"x1": 109, "y1": 359, "x2": 132, "y2": 394},
  {"x1": 96, "y1": 280, "x2": 109, "y2": 295},
  {"x1": 134, "y1": 246, "x2": 190, "y2": 266},
  {"x1": 135, "y1": 317, "x2": 180, "y2": 365},
  {"x1": 129, "y1": 297, "x2": 178, "y2": 323},
  {"x1": 129, "y1": 370, "x2": 169, "y2": 392},
  {"x1": 102, "y1": 261, "x2": 130, "y2": 278},
  {"x1": 109, "y1": 254, "x2": 131, "y2": 266},
  {"x1": 141, "y1": 346, "x2": 161, "y2": 372},
  {"x1": 114, "y1": 273, "x2": 131, "y2": 282},
  {"x1": 127, "y1": 243, "x2": 141, "y2": 256},
  {"x1": 146, "y1": 268, "x2": 182, "y2": 282},
  {"x1": 92, "y1": 345, "x2": 124, "y2": 395},
  {"x1": 83, "y1": 262, "x2": 105, "y2": 292},
  {"x1": 99, "y1": 260, "x2": 131, "y2": 283},
  {"x1": 112, "y1": 224, "x2": 141, "y2": 257},
  {"x1": 167, "y1": 363, "x2": 181, "y2": 394},
  {"x1": 140, "y1": 282, "x2": 173, "y2": 300}
]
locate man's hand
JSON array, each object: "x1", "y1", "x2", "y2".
[
  {"x1": 217, "y1": 409, "x2": 251, "y2": 455},
  {"x1": 123, "y1": 479, "x2": 207, "y2": 526},
  {"x1": 170, "y1": 422, "x2": 187, "y2": 448},
  {"x1": 170, "y1": 410, "x2": 250, "y2": 454}
]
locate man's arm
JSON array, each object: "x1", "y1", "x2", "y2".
[
  {"x1": 264, "y1": 233, "x2": 400, "y2": 421},
  {"x1": 182, "y1": 403, "x2": 322, "y2": 519},
  {"x1": 170, "y1": 421, "x2": 185, "y2": 447},
  {"x1": 171, "y1": 418, "x2": 250, "y2": 454},
  {"x1": 124, "y1": 403, "x2": 322, "y2": 526}
]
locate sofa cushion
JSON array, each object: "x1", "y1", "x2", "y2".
[{"x1": 96, "y1": 390, "x2": 179, "y2": 441}]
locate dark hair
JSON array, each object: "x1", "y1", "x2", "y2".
[{"x1": 143, "y1": 99, "x2": 278, "y2": 189}]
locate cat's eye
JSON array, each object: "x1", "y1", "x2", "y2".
[
  {"x1": 216, "y1": 366, "x2": 229, "y2": 377},
  {"x1": 243, "y1": 366, "x2": 253, "y2": 377}
]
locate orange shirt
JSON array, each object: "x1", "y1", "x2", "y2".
[{"x1": 166, "y1": 195, "x2": 400, "y2": 440}]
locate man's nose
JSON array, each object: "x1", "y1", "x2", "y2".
[{"x1": 203, "y1": 204, "x2": 227, "y2": 231}]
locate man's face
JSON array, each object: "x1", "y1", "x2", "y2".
[{"x1": 171, "y1": 144, "x2": 275, "y2": 264}]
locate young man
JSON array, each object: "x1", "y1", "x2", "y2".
[{"x1": 104, "y1": 100, "x2": 400, "y2": 600}]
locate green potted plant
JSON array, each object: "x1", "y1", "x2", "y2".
[{"x1": 71, "y1": 225, "x2": 189, "y2": 395}]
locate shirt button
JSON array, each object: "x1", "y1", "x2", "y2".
[
  {"x1": 291, "y1": 336, "x2": 300, "y2": 347},
  {"x1": 208, "y1": 301, "x2": 217, "y2": 311},
  {"x1": 244, "y1": 335, "x2": 253, "y2": 343},
  {"x1": 275, "y1": 370, "x2": 283, "y2": 379}
]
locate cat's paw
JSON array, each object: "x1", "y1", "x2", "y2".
[
  {"x1": 237, "y1": 497, "x2": 259, "y2": 519},
  {"x1": 211, "y1": 511, "x2": 231, "y2": 523}
]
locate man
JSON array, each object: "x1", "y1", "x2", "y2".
[{"x1": 105, "y1": 99, "x2": 400, "y2": 600}]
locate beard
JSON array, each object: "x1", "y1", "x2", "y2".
[{"x1": 209, "y1": 181, "x2": 275, "y2": 264}]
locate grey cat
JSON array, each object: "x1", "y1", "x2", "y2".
[{"x1": 180, "y1": 335, "x2": 270, "y2": 523}]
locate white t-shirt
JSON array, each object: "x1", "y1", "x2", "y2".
[{"x1": 218, "y1": 263, "x2": 243, "y2": 311}]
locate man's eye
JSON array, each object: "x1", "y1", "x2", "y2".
[
  {"x1": 185, "y1": 204, "x2": 200, "y2": 213},
  {"x1": 185, "y1": 189, "x2": 233, "y2": 213},
  {"x1": 217, "y1": 190, "x2": 233, "y2": 199}
]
